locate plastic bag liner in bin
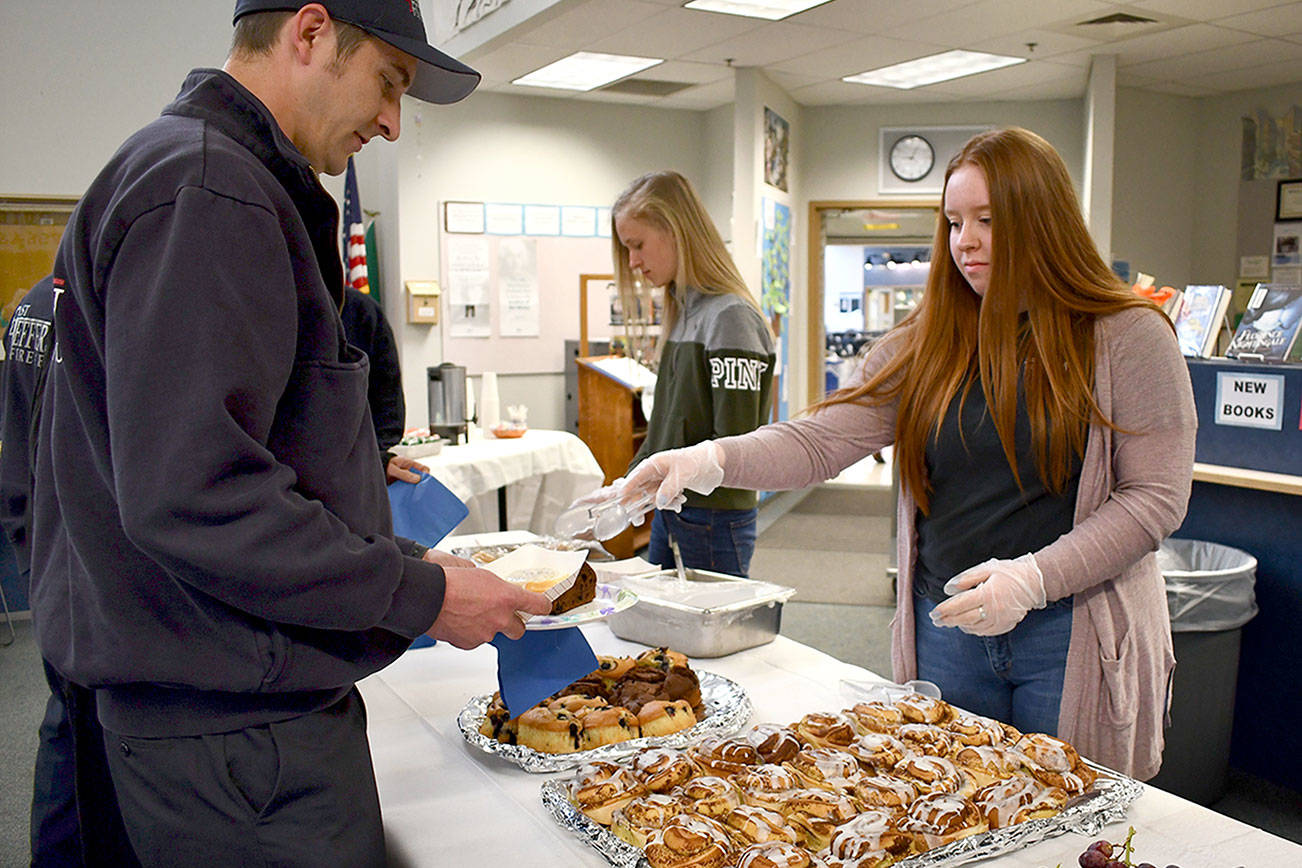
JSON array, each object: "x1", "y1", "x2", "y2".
[{"x1": 1156, "y1": 538, "x2": 1258, "y2": 632}]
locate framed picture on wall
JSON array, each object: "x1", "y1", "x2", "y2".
[{"x1": 1277, "y1": 178, "x2": 1302, "y2": 221}]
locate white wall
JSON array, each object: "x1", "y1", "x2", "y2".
[
  {"x1": 0, "y1": 2, "x2": 232, "y2": 195},
  {"x1": 801, "y1": 99, "x2": 1086, "y2": 203},
  {"x1": 394, "y1": 91, "x2": 711, "y2": 429},
  {"x1": 1190, "y1": 82, "x2": 1302, "y2": 289},
  {"x1": 823, "y1": 245, "x2": 864, "y2": 333},
  {"x1": 1112, "y1": 88, "x2": 1199, "y2": 287}
]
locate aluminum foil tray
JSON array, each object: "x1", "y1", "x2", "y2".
[
  {"x1": 457, "y1": 671, "x2": 751, "y2": 774},
  {"x1": 539, "y1": 758, "x2": 1142, "y2": 868}
]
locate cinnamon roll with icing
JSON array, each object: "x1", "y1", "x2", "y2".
[{"x1": 643, "y1": 814, "x2": 734, "y2": 868}]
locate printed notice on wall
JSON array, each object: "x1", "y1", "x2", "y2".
[
  {"x1": 497, "y1": 237, "x2": 540, "y2": 336},
  {"x1": 446, "y1": 235, "x2": 492, "y2": 337},
  {"x1": 1215, "y1": 371, "x2": 1285, "y2": 430}
]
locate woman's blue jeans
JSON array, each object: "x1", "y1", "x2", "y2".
[
  {"x1": 913, "y1": 589, "x2": 1073, "y2": 735},
  {"x1": 647, "y1": 506, "x2": 758, "y2": 578}
]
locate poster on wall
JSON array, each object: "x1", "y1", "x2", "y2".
[
  {"x1": 497, "y1": 237, "x2": 540, "y2": 336},
  {"x1": 764, "y1": 107, "x2": 789, "y2": 192},
  {"x1": 761, "y1": 196, "x2": 791, "y2": 422},
  {"x1": 446, "y1": 235, "x2": 492, "y2": 337}
]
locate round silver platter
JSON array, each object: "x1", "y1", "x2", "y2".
[{"x1": 457, "y1": 670, "x2": 752, "y2": 774}]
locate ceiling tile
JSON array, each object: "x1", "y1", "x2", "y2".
[
  {"x1": 642, "y1": 59, "x2": 734, "y2": 85},
  {"x1": 881, "y1": 0, "x2": 1116, "y2": 46},
  {"x1": 588, "y1": 6, "x2": 764, "y2": 60},
  {"x1": 966, "y1": 27, "x2": 1102, "y2": 60},
  {"x1": 504, "y1": 0, "x2": 665, "y2": 48},
  {"x1": 1124, "y1": 36, "x2": 1302, "y2": 80},
  {"x1": 1183, "y1": 54, "x2": 1302, "y2": 91},
  {"x1": 1130, "y1": 0, "x2": 1295, "y2": 22},
  {"x1": 680, "y1": 20, "x2": 860, "y2": 66},
  {"x1": 769, "y1": 34, "x2": 951, "y2": 80},
  {"x1": 787, "y1": 0, "x2": 977, "y2": 35},
  {"x1": 1214, "y1": 3, "x2": 1302, "y2": 36},
  {"x1": 919, "y1": 57, "x2": 1074, "y2": 96}
]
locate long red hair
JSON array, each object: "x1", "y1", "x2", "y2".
[{"x1": 812, "y1": 128, "x2": 1152, "y2": 513}]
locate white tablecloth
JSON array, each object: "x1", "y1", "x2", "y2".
[
  {"x1": 413, "y1": 429, "x2": 603, "y2": 535},
  {"x1": 359, "y1": 626, "x2": 1301, "y2": 867}
]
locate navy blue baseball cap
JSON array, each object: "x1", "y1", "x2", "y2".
[{"x1": 233, "y1": 0, "x2": 480, "y2": 104}]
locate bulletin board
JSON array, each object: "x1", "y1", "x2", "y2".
[
  {"x1": 438, "y1": 205, "x2": 614, "y2": 375},
  {"x1": 1, "y1": 195, "x2": 77, "y2": 325}
]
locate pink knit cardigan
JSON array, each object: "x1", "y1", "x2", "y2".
[{"x1": 721, "y1": 307, "x2": 1196, "y2": 778}]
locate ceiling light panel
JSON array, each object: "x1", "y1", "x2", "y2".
[
  {"x1": 683, "y1": 1, "x2": 833, "y2": 22},
  {"x1": 513, "y1": 52, "x2": 663, "y2": 91},
  {"x1": 843, "y1": 50, "x2": 1026, "y2": 89}
]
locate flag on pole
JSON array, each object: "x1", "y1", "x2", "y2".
[{"x1": 343, "y1": 156, "x2": 371, "y2": 298}]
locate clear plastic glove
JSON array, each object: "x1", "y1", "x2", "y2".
[
  {"x1": 427, "y1": 567, "x2": 552, "y2": 649},
  {"x1": 556, "y1": 479, "x2": 653, "y2": 539},
  {"x1": 620, "y1": 441, "x2": 725, "y2": 513},
  {"x1": 929, "y1": 553, "x2": 1046, "y2": 637}
]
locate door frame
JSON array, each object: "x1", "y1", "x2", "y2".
[{"x1": 805, "y1": 198, "x2": 939, "y2": 402}]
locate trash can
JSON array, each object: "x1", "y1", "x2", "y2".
[{"x1": 1149, "y1": 538, "x2": 1258, "y2": 805}]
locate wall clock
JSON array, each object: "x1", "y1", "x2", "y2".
[{"x1": 888, "y1": 134, "x2": 935, "y2": 182}]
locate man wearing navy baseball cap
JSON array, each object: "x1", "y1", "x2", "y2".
[{"x1": 28, "y1": 4, "x2": 548, "y2": 865}]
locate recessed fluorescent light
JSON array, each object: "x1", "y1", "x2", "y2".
[
  {"x1": 684, "y1": 1, "x2": 832, "y2": 21},
  {"x1": 513, "y1": 52, "x2": 662, "y2": 91},
  {"x1": 843, "y1": 50, "x2": 1026, "y2": 89}
]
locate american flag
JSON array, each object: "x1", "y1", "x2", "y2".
[{"x1": 343, "y1": 156, "x2": 370, "y2": 296}]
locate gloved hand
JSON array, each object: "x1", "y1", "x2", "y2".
[
  {"x1": 929, "y1": 553, "x2": 1046, "y2": 637},
  {"x1": 620, "y1": 441, "x2": 726, "y2": 513}
]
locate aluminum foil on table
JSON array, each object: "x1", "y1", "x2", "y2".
[
  {"x1": 539, "y1": 759, "x2": 1143, "y2": 868},
  {"x1": 457, "y1": 671, "x2": 751, "y2": 774}
]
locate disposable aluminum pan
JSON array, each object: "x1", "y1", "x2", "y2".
[
  {"x1": 606, "y1": 569, "x2": 796, "y2": 658},
  {"x1": 540, "y1": 758, "x2": 1142, "y2": 868},
  {"x1": 457, "y1": 671, "x2": 751, "y2": 773}
]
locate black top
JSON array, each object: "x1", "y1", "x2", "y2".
[
  {"x1": 914, "y1": 373, "x2": 1081, "y2": 604},
  {"x1": 0, "y1": 276, "x2": 55, "y2": 575},
  {"x1": 341, "y1": 288, "x2": 405, "y2": 450}
]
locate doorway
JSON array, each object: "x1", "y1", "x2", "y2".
[{"x1": 805, "y1": 200, "x2": 939, "y2": 401}]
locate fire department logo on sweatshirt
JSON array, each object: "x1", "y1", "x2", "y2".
[{"x1": 709, "y1": 356, "x2": 770, "y2": 391}]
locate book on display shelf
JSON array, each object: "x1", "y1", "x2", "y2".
[
  {"x1": 1224, "y1": 284, "x2": 1302, "y2": 362},
  {"x1": 1173, "y1": 284, "x2": 1232, "y2": 358},
  {"x1": 1131, "y1": 278, "x2": 1184, "y2": 321}
]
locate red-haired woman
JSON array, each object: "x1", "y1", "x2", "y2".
[{"x1": 620, "y1": 128, "x2": 1195, "y2": 780}]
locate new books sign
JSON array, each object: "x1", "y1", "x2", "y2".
[{"x1": 1215, "y1": 371, "x2": 1286, "y2": 430}]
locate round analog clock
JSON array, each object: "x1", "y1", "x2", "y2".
[{"x1": 889, "y1": 134, "x2": 935, "y2": 182}]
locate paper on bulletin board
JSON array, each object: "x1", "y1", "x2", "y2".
[
  {"x1": 447, "y1": 235, "x2": 492, "y2": 337},
  {"x1": 498, "y1": 237, "x2": 540, "y2": 336}
]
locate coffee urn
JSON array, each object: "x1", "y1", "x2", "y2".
[{"x1": 427, "y1": 363, "x2": 468, "y2": 443}]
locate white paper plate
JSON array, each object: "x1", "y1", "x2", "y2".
[{"x1": 526, "y1": 584, "x2": 638, "y2": 630}]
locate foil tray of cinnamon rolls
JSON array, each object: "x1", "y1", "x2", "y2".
[
  {"x1": 538, "y1": 691, "x2": 1142, "y2": 868},
  {"x1": 458, "y1": 670, "x2": 752, "y2": 774}
]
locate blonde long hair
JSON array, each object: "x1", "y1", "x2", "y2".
[
  {"x1": 611, "y1": 170, "x2": 765, "y2": 340},
  {"x1": 814, "y1": 128, "x2": 1152, "y2": 513}
]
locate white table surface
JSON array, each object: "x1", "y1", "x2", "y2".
[
  {"x1": 412, "y1": 428, "x2": 603, "y2": 535},
  {"x1": 359, "y1": 625, "x2": 1301, "y2": 868}
]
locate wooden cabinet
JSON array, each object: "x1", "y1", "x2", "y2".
[{"x1": 575, "y1": 355, "x2": 650, "y2": 558}]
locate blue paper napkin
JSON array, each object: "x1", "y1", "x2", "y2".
[
  {"x1": 490, "y1": 627, "x2": 599, "y2": 718},
  {"x1": 387, "y1": 472, "x2": 469, "y2": 548},
  {"x1": 390, "y1": 472, "x2": 469, "y2": 652}
]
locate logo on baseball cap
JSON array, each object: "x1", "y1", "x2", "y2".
[{"x1": 233, "y1": 0, "x2": 480, "y2": 104}]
